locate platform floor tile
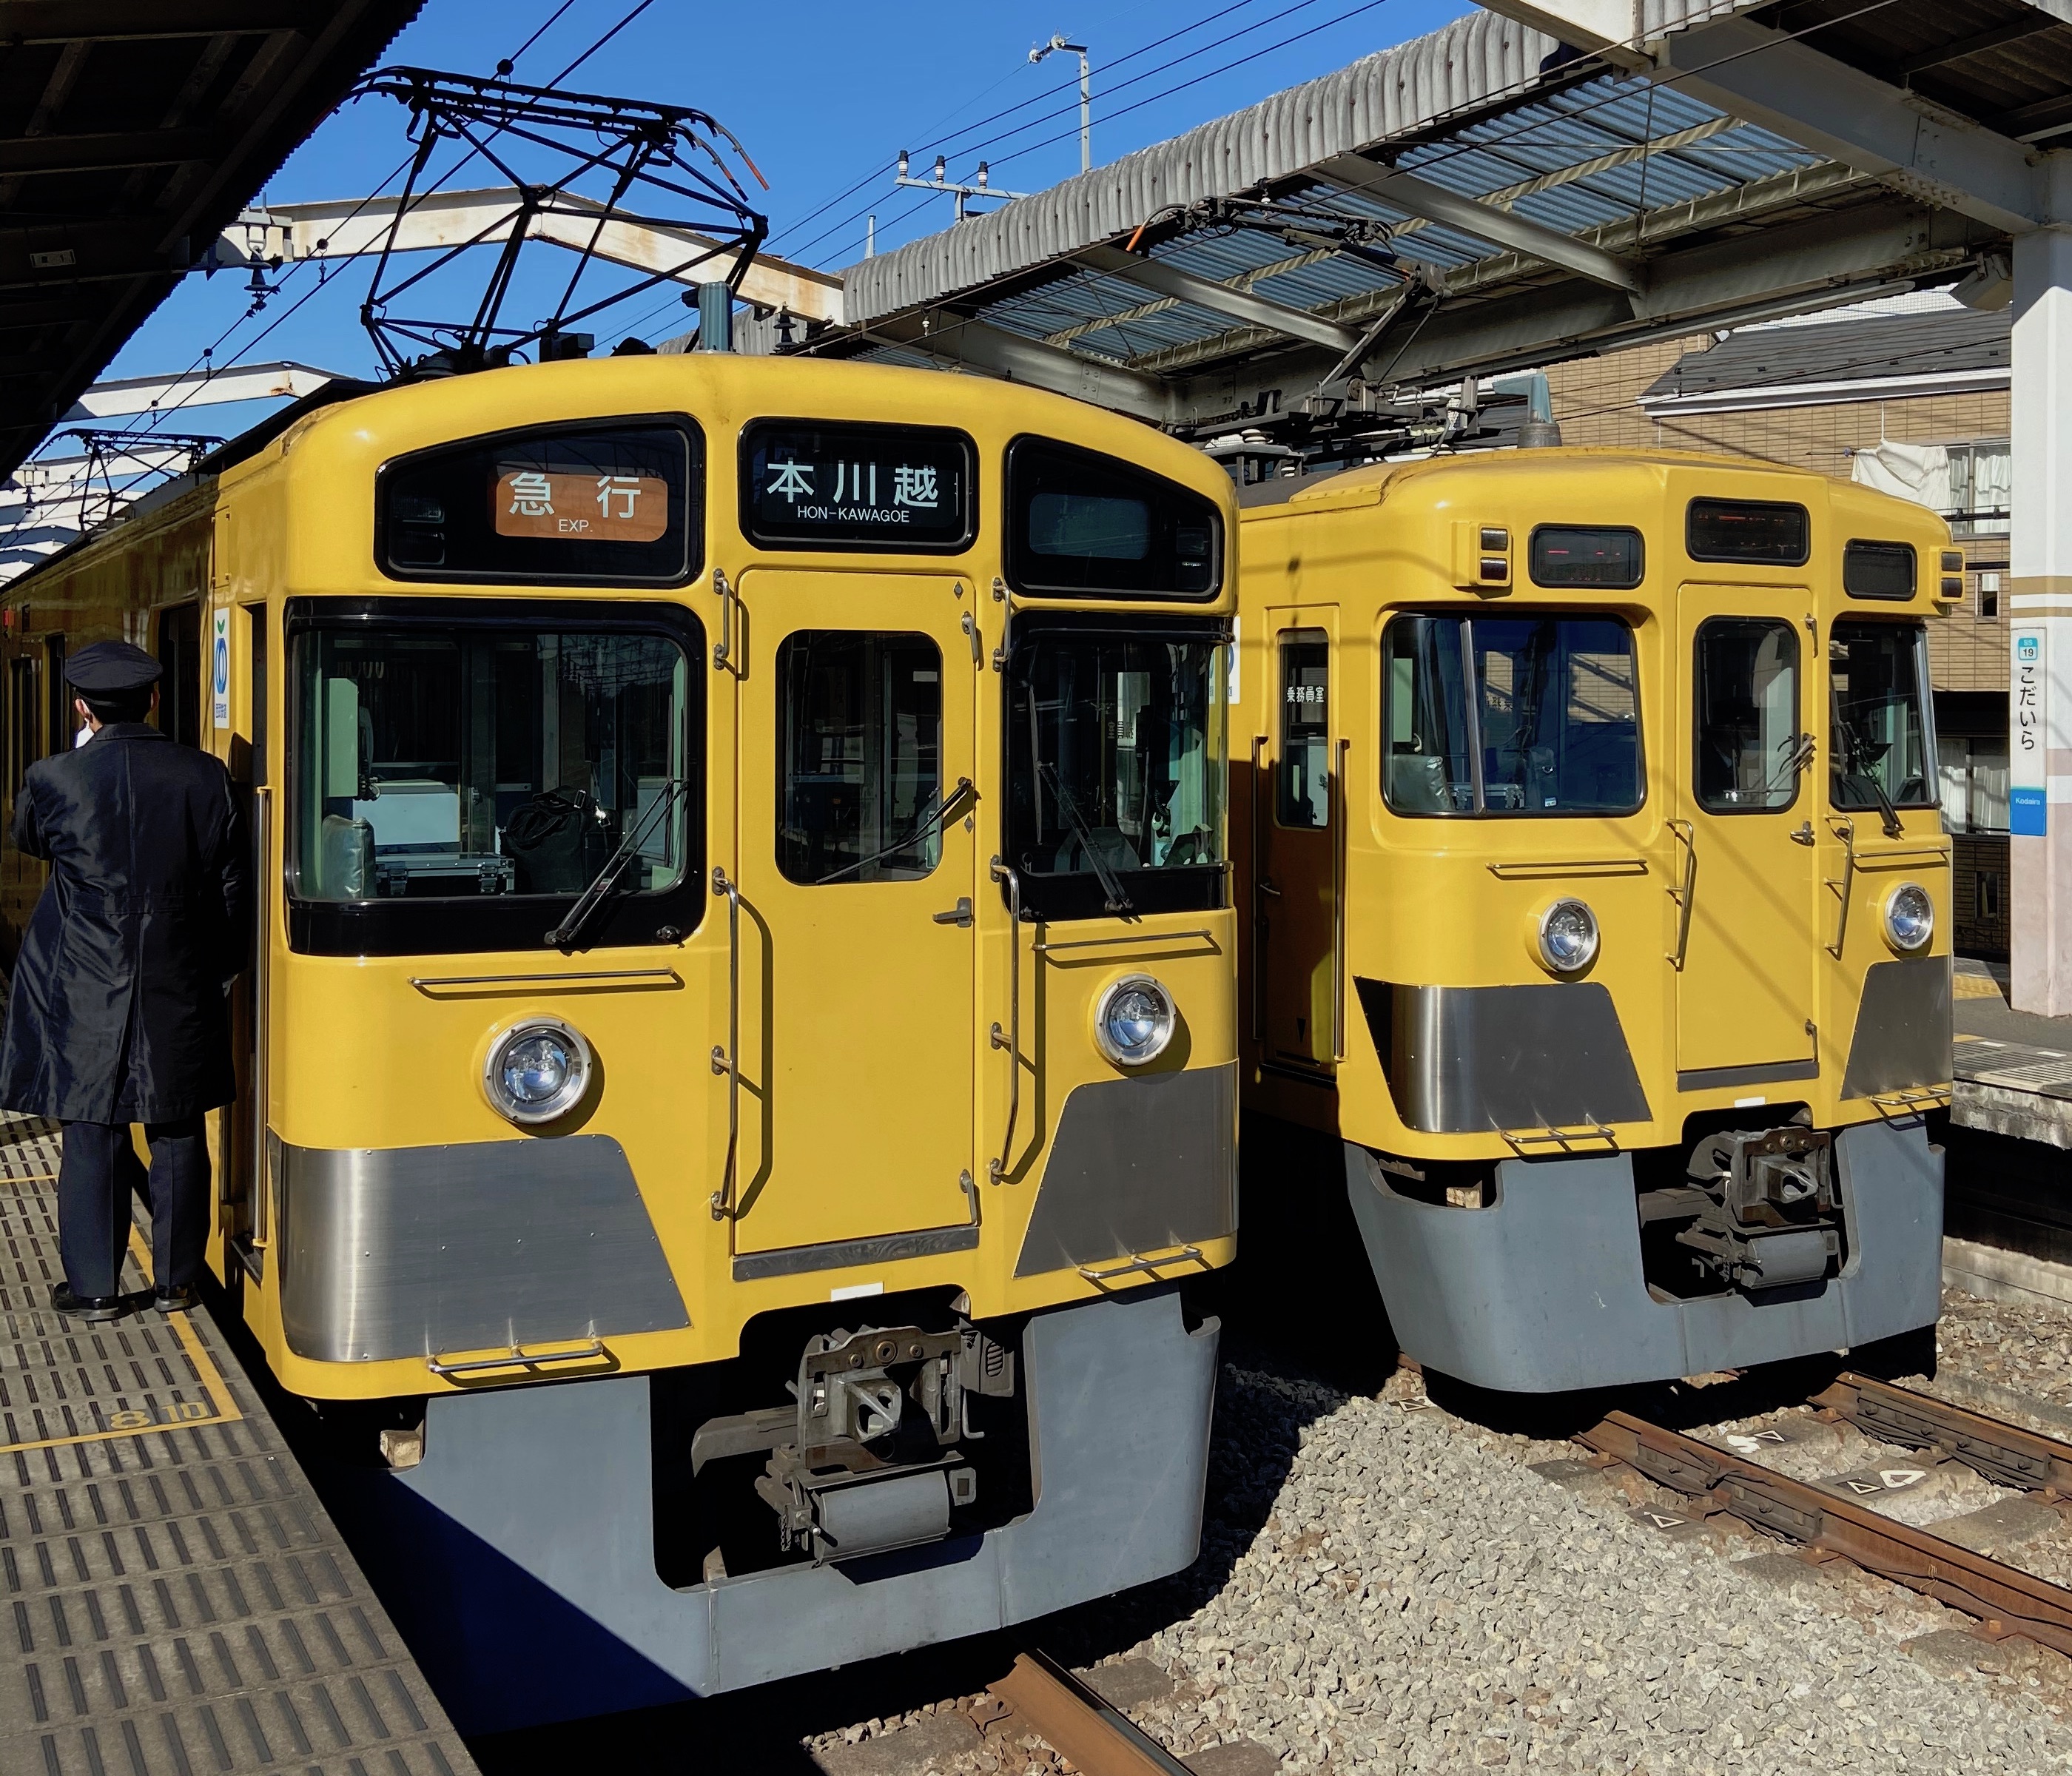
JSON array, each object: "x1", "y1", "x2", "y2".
[{"x1": 0, "y1": 1115, "x2": 480, "y2": 1775}]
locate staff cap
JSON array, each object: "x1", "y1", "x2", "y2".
[{"x1": 64, "y1": 641, "x2": 162, "y2": 694}]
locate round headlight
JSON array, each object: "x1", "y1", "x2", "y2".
[
  {"x1": 483, "y1": 1018, "x2": 592, "y2": 1125},
  {"x1": 1883, "y1": 882, "x2": 1934, "y2": 952},
  {"x1": 1093, "y1": 974, "x2": 1176, "y2": 1068},
  {"x1": 1536, "y1": 898, "x2": 1600, "y2": 975}
]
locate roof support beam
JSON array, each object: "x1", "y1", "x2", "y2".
[
  {"x1": 1314, "y1": 154, "x2": 1646, "y2": 292},
  {"x1": 868, "y1": 315, "x2": 1174, "y2": 424},
  {"x1": 1076, "y1": 243, "x2": 1365, "y2": 353},
  {"x1": 1479, "y1": 6, "x2": 2045, "y2": 234},
  {"x1": 1157, "y1": 196, "x2": 1989, "y2": 426},
  {"x1": 1652, "y1": 16, "x2": 2042, "y2": 234},
  {"x1": 229, "y1": 188, "x2": 845, "y2": 323}
]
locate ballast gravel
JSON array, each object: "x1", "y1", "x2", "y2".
[{"x1": 1124, "y1": 1367, "x2": 2072, "y2": 1773}]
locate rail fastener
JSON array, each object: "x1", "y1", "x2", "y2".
[{"x1": 1577, "y1": 1407, "x2": 2072, "y2": 1656}]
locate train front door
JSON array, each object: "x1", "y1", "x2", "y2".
[
  {"x1": 1673, "y1": 588, "x2": 1820, "y2": 1083},
  {"x1": 1257, "y1": 608, "x2": 1340, "y2": 1074},
  {"x1": 729, "y1": 571, "x2": 979, "y2": 1259}
]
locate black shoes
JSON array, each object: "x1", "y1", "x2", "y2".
[
  {"x1": 50, "y1": 1282, "x2": 127, "y2": 1323},
  {"x1": 50, "y1": 1281, "x2": 200, "y2": 1321}
]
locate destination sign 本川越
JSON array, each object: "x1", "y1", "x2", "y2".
[{"x1": 743, "y1": 422, "x2": 972, "y2": 551}]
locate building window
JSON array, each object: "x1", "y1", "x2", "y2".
[
  {"x1": 1947, "y1": 440, "x2": 2011, "y2": 538},
  {"x1": 1975, "y1": 571, "x2": 2002, "y2": 619},
  {"x1": 1939, "y1": 734, "x2": 2010, "y2": 834}
]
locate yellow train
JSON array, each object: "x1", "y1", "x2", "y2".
[
  {"x1": 0, "y1": 354, "x2": 1238, "y2": 1729},
  {"x1": 1235, "y1": 447, "x2": 1953, "y2": 1393}
]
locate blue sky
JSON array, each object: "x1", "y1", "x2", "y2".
[{"x1": 81, "y1": 0, "x2": 1470, "y2": 450}]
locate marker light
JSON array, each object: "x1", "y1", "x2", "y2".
[
  {"x1": 1536, "y1": 898, "x2": 1600, "y2": 975},
  {"x1": 483, "y1": 1018, "x2": 592, "y2": 1125},
  {"x1": 1883, "y1": 883, "x2": 1934, "y2": 953},
  {"x1": 1094, "y1": 975, "x2": 1177, "y2": 1068}
]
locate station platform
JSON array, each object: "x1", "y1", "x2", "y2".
[
  {"x1": 0, "y1": 1114, "x2": 478, "y2": 1776},
  {"x1": 1951, "y1": 958, "x2": 2072, "y2": 1150}
]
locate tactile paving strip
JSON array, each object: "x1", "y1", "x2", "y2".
[{"x1": 0, "y1": 1114, "x2": 480, "y2": 1775}]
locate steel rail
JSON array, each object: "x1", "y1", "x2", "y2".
[
  {"x1": 1577, "y1": 1408, "x2": 2072, "y2": 1656},
  {"x1": 987, "y1": 1650, "x2": 1197, "y2": 1776},
  {"x1": 1814, "y1": 1371, "x2": 2072, "y2": 1498}
]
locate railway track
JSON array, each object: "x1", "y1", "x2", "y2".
[{"x1": 1576, "y1": 1371, "x2": 2072, "y2": 1657}]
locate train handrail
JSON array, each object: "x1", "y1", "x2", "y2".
[
  {"x1": 1665, "y1": 820, "x2": 1696, "y2": 971},
  {"x1": 710, "y1": 566, "x2": 736, "y2": 672},
  {"x1": 1333, "y1": 737, "x2": 1349, "y2": 1063},
  {"x1": 1249, "y1": 734, "x2": 1267, "y2": 1045},
  {"x1": 426, "y1": 1339, "x2": 610, "y2": 1379},
  {"x1": 410, "y1": 967, "x2": 682, "y2": 991},
  {"x1": 989, "y1": 858, "x2": 1023, "y2": 1185},
  {"x1": 1032, "y1": 929, "x2": 1216, "y2": 955},
  {"x1": 1487, "y1": 857, "x2": 1649, "y2": 879},
  {"x1": 708, "y1": 865, "x2": 743, "y2": 1221}
]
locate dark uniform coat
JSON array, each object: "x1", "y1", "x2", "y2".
[{"x1": 0, "y1": 724, "x2": 248, "y2": 1123}]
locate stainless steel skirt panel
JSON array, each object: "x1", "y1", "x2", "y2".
[
  {"x1": 1355, "y1": 979, "x2": 1652, "y2": 1134},
  {"x1": 276, "y1": 1134, "x2": 690, "y2": 1363},
  {"x1": 1840, "y1": 955, "x2": 1952, "y2": 1100},
  {"x1": 1013, "y1": 1063, "x2": 1237, "y2": 1277}
]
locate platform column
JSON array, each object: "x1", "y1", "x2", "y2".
[{"x1": 2008, "y1": 192, "x2": 2072, "y2": 1016}]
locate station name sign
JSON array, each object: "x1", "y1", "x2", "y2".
[{"x1": 743, "y1": 420, "x2": 974, "y2": 552}]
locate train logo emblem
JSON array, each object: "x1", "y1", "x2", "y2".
[{"x1": 211, "y1": 608, "x2": 230, "y2": 727}]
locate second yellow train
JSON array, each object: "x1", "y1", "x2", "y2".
[{"x1": 1234, "y1": 445, "x2": 1952, "y2": 1393}]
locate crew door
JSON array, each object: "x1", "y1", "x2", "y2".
[
  {"x1": 730, "y1": 572, "x2": 978, "y2": 1257},
  {"x1": 1674, "y1": 590, "x2": 1819, "y2": 1082},
  {"x1": 1257, "y1": 610, "x2": 1340, "y2": 1074}
]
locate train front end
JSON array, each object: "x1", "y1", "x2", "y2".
[
  {"x1": 204, "y1": 353, "x2": 1235, "y2": 1729},
  {"x1": 1237, "y1": 448, "x2": 1950, "y2": 1393}
]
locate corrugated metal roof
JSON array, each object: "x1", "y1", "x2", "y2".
[{"x1": 842, "y1": 9, "x2": 1564, "y2": 326}]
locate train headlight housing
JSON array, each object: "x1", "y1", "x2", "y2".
[
  {"x1": 482, "y1": 1018, "x2": 592, "y2": 1125},
  {"x1": 1534, "y1": 898, "x2": 1600, "y2": 975},
  {"x1": 1883, "y1": 882, "x2": 1934, "y2": 953},
  {"x1": 1093, "y1": 974, "x2": 1176, "y2": 1068}
]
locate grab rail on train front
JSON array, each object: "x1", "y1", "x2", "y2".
[
  {"x1": 708, "y1": 864, "x2": 743, "y2": 1220},
  {"x1": 989, "y1": 858, "x2": 1023, "y2": 1186},
  {"x1": 1665, "y1": 820, "x2": 1696, "y2": 972},
  {"x1": 1250, "y1": 735, "x2": 1268, "y2": 1045},
  {"x1": 1824, "y1": 818, "x2": 1951, "y2": 958},
  {"x1": 1333, "y1": 737, "x2": 1349, "y2": 1063}
]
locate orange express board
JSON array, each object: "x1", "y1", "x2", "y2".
[{"x1": 495, "y1": 468, "x2": 670, "y2": 542}]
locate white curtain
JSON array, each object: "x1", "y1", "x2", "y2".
[{"x1": 1850, "y1": 440, "x2": 1951, "y2": 512}]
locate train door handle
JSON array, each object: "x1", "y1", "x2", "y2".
[
  {"x1": 1259, "y1": 878, "x2": 1281, "y2": 897},
  {"x1": 932, "y1": 897, "x2": 973, "y2": 926}
]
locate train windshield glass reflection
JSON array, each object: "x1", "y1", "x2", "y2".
[
  {"x1": 1007, "y1": 628, "x2": 1226, "y2": 919},
  {"x1": 1831, "y1": 621, "x2": 1937, "y2": 810},
  {"x1": 1383, "y1": 614, "x2": 1640, "y2": 815},
  {"x1": 294, "y1": 624, "x2": 692, "y2": 903}
]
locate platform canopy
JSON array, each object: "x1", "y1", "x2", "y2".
[
  {"x1": 806, "y1": 1, "x2": 2072, "y2": 435},
  {"x1": 0, "y1": 1, "x2": 426, "y2": 481}
]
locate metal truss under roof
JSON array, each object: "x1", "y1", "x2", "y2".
[{"x1": 802, "y1": 2, "x2": 2043, "y2": 442}]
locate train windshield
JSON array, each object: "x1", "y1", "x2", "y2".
[
  {"x1": 1384, "y1": 613, "x2": 1641, "y2": 815},
  {"x1": 1006, "y1": 625, "x2": 1227, "y2": 919},
  {"x1": 292, "y1": 619, "x2": 693, "y2": 903},
  {"x1": 1830, "y1": 620, "x2": 1937, "y2": 811}
]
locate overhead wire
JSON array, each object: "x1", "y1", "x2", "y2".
[
  {"x1": 783, "y1": 0, "x2": 1399, "y2": 272},
  {"x1": 1, "y1": 0, "x2": 617, "y2": 556}
]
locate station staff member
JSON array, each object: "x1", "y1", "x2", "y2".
[{"x1": 0, "y1": 641, "x2": 247, "y2": 1321}]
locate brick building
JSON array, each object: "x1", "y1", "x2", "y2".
[{"x1": 1541, "y1": 292, "x2": 2013, "y2": 955}]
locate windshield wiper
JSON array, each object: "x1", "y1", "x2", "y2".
[
  {"x1": 1040, "y1": 761, "x2": 1134, "y2": 916},
  {"x1": 546, "y1": 778, "x2": 689, "y2": 950},
  {"x1": 1837, "y1": 718, "x2": 1905, "y2": 838},
  {"x1": 815, "y1": 777, "x2": 978, "y2": 885}
]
